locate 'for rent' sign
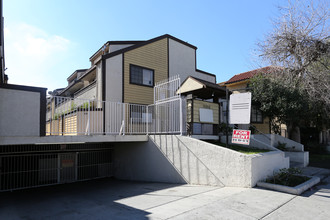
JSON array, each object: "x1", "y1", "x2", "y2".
[{"x1": 232, "y1": 129, "x2": 251, "y2": 145}]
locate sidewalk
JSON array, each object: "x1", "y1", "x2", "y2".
[{"x1": 1, "y1": 167, "x2": 329, "y2": 220}]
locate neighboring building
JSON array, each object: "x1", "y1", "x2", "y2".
[{"x1": 222, "y1": 66, "x2": 287, "y2": 136}]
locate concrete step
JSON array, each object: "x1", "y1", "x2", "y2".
[{"x1": 290, "y1": 161, "x2": 304, "y2": 168}]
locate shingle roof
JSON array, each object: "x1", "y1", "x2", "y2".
[{"x1": 225, "y1": 66, "x2": 276, "y2": 84}]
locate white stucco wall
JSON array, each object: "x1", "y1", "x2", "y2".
[
  {"x1": 168, "y1": 39, "x2": 215, "y2": 83},
  {"x1": 105, "y1": 54, "x2": 123, "y2": 102},
  {"x1": 0, "y1": 88, "x2": 40, "y2": 137},
  {"x1": 96, "y1": 62, "x2": 102, "y2": 104},
  {"x1": 194, "y1": 71, "x2": 216, "y2": 83}
]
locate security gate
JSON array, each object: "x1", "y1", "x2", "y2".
[{"x1": 0, "y1": 144, "x2": 113, "y2": 192}]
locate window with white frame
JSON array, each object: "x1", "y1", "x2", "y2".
[{"x1": 130, "y1": 64, "x2": 154, "y2": 87}]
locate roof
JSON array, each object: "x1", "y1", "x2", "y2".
[
  {"x1": 189, "y1": 76, "x2": 226, "y2": 92},
  {"x1": 66, "y1": 69, "x2": 88, "y2": 81},
  {"x1": 225, "y1": 66, "x2": 276, "y2": 84},
  {"x1": 103, "y1": 34, "x2": 198, "y2": 60},
  {"x1": 180, "y1": 76, "x2": 226, "y2": 99},
  {"x1": 89, "y1": 41, "x2": 145, "y2": 60}
]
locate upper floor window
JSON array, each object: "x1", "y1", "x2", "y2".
[
  {"x1": 251, "y1": 105, "x2": 263, "y2": 123},
  {"x1": 130, "y1": 64, "x2": 154, "y2": 87}
]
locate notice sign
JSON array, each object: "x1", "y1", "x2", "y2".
[
  {"x1": 229, "y1": 92, "x2": 251, "y2": 124},
  {"x1": 232, "y1": 129, "x2": 251, "y2": 145}
]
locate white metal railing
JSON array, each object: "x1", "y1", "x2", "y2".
[
  {"x1": 148, "y1": 98, "x2": 182, "y2": 134},
  {"x1": 154, "y1": 75, "x2": 181, "y2": 104},
  {"x1": 46, "y1": 96, "x2": 183, "y2": 136}
]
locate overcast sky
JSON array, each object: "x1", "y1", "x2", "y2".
[{"x1": 4, "y1": 0, "x2": 287, "y2": 92}]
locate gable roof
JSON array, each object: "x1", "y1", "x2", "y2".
[
  {"x1": 225, "y1": 66, "x2": 276, "y2": 84},
  {"x1": 103, "y1": 34, "x2": 197, "y2": 60},
  {"x1": 179, "y1": 76, "x2": 226, "y2": 99}
]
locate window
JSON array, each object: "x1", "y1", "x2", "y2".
[
  {"x1": 130, "y1": 105, "x2": 152, "y2": 123},
  {"x1": 130, "y1": 64, "x2": 154, "y2": 87},
  {"x1": 251, "y1": 105, "x2": 263, "y2": 123}
]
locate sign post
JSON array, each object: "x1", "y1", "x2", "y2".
[{"x1": 232, "y1": 129, "x2": 251, "y2": 145}]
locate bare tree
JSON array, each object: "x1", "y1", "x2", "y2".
[
  {"x1": 256, "y1": 0, "x2": 330, "y2": 142},
  {"x1": 258, "y1": 0, "x2": 329, "y2": 90}
]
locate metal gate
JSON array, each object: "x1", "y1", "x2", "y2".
[{"x1": 0, "y1": 144, "x2": 113, "y2": 192}]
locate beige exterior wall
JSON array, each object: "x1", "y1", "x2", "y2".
[
  {"x1": 124, "y1": 38, "x2": 168, "y2": 104},
  {"x1": 253, "y1": 117, "x2": 270, "y2": 134},
  {"x1": 226, "y1": 81, "x2": 248, "y2": 93},
  {"x1": 192, "y1": 100, "x2": 219, "y2": 124}
]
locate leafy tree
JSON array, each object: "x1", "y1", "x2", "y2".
[{"x1": 250, "y1": 75, "x2": 309, "y2": 140}]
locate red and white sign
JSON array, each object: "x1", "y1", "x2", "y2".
[{"x1": 232, "y1": 129, "x2": 251, "y2": 145}]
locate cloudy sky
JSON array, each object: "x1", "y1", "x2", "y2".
[{"x1": 4, "y1": 0, "x2": 287, "y2": 92}]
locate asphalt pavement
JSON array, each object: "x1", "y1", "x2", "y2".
[{"x1": 1, "y1": 167, "x2": 329, "y2": 220}]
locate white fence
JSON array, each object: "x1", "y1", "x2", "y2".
[
  {"x1": 46, "y1": 96, "x2": 183, "y2": 136},
  {"x1": 154, "y1": 75, "x2": 181, "y2": 104}
]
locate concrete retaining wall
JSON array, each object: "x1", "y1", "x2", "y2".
[
  {"x1": 254, "y1": 134, "x2": 304, "y2": 152},
  {"x1": 285, "y1": 151, "x2": 309, "y2": 167},
  {"x1": 150, "y1": 135, "x2": 289, "y2": 187},
  {"x1": 112, "y1": 135, "x2": 289, "y2": 187}
]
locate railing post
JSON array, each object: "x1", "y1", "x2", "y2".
[
  {"x1": 146, "y1": 105, "x2": 149, "y2": 135},
  {"x1": 180, "y1": 98, "x2": 183, "y2": 135},
  {"x1": 88, "y1": 100, "x2": 90, "y2": 135},
  {"x1": 122, "y1": 103, "x2": 125, "y2": 135}
]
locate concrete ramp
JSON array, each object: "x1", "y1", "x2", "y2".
[{"x1": 149, "y1": 135, "x2": 289, "y2": 187}]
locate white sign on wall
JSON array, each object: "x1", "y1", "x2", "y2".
[
  {"x1": 229, "y1": 92, "x2": 251, "y2": 124},
  {"x1": 199, "y1": 108, "x2": 213, "y2": 123}
]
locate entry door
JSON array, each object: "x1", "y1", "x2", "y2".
[{"x1": 59, "y1": 153, "x2": 77, "y2": 183}]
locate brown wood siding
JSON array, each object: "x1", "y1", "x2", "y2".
[
  {"x1": 64, "y1": 114, "x2": 77, "y2": 136},
  {"x1": 193, "y1": 100, "x2": 219, "y2": 124},
  {"x1": 124, "y1": 38, "x2": 168, "y2": 104}
]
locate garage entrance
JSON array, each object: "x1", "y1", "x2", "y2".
[{"x1": 0, "y1": 143, "x2": 113, "y2": 191}]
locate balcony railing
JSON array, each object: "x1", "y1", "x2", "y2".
[{"x1": 46, "y1": 96, "x2": 183, "y2": 136}]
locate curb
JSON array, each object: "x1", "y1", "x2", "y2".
[{"x1": 257, "y1": 176, "x2": 320, "y2": 195}]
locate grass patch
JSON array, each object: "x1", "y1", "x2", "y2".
[
  {"x1": 213, "y1": 142, "x2": 271, "y2": 154},
  {"x1": 265, "y1": 168, "x2": 310, "y2": 187}
]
